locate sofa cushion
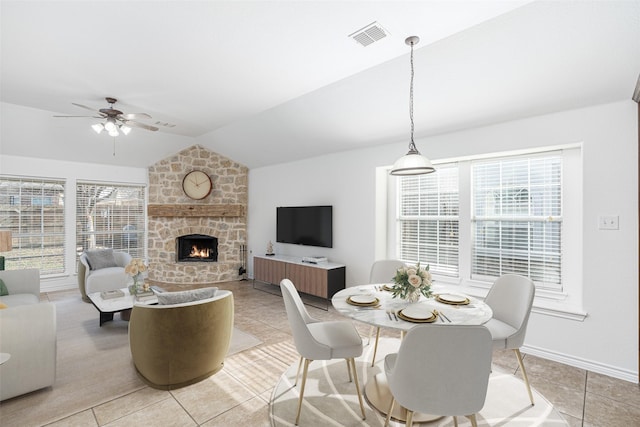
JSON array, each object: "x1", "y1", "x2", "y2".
[
  {"x1": 1, "y1": 293, "x2": 39, "y2": 306},
  {"x1": 85, "y1": 249, "x2": 118, "y2": 270},
  {"x1": 156, "y1": 287, "x2": 218, "y2": 305},
  {"x1": 0, "y1": 278, "x2": 8, "y2": 296}
]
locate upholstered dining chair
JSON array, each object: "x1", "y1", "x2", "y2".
[
  {"x1": 280, "y1": 279, "x2": 366, "y2": 425},
  {"x1": 483, "y1": 273, "x2": 536, "y2": 405},
  {"x1": 368, "y1": 259, "x2": 406, "y2": 366},
  {"x1": 384, "y1": 324, "x2": 492, "y2": 427}
]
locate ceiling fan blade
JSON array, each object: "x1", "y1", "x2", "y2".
[
  {"x1": 122, "y1": 113, "x2": 152, "y2": 120},
  {"x1": 53, "y1": 115, "x2": 102, "y2": 118},
  {"x1": 71, "y1": 102, "x2": 100, "y2": 112},
  {"x1": 124, "y1": 120, "x2": 159, "y2": 131}
]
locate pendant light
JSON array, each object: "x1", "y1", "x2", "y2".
[{"x1": 390, "y1": 36, "x2": 435, "y2": 176}]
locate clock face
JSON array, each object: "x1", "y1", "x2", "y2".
[{"x1": 182, "y1": 170, "x2": 212, "y2": 200}]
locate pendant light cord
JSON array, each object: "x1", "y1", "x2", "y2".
[{"x1": 408, "y1": 39, "x2": 418, "y2": 154}]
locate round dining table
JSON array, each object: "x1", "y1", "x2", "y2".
[{"x1": 331, "y1": 284, "x2": 493, "y2": 422}]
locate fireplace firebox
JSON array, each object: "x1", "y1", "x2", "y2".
[{"x1": 176, "y1": 234, "x2": 218, "y2": 262}]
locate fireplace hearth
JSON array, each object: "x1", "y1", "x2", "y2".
[{"x1": 176, "y1": 234, "x2": 218, "y2": 262}]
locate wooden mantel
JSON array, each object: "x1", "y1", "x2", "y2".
[{"x1": 148, "y1": 204, "x2": 245, "y2": 218}]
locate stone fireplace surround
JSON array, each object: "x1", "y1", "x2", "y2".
[{"x1": 147, "y1": 145, "x2": 248, "y2": 285}]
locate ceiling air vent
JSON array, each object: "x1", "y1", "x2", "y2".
[{"x1": 349, "y1": 22, "x2": 389, "y2": 47}]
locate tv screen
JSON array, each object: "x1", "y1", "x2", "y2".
[{"x1": 277, "y1": 206, "x2": 333, "y2": 248}]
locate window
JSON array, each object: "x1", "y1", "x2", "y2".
[
  {"x1": 397, "y1": 165, "x2": 459, "y2": 276},
  {"x1": 393, "y1": 147, "x2": 580, "y2": 302},
  {"x1": 76, "y1": 181, "x2": 146, "y2": 268},
  {"x1": 0, "y1": 176, "x2": 66, "y2": 274},
  {"x1": 471, "y1": 153, "x2": 562, "y2": 291}
]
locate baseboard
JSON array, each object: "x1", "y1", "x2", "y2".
[{"x1": 522, "y1": 344, "x2": 638, "y2": 384}]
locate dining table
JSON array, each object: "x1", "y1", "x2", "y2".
[{"x1": 331, "y1": 283, "x2": 493, "y2": 422}]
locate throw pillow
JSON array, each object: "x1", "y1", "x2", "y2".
[
  {"x1": 0, "y1": 279, "x2": 8, "y2": 296},
  {"x1": 0, "y1": 300, "x2": 6, "y2": 309},
  {"x1": 156, "y1": 287, "x2": 218, "y2": 305},
  {"x1": 84, "y1": 249, "x2": 118, "y2": 270}
]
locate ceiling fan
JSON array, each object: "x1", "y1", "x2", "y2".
[{"x1": 54, "y1": 97, "x2": 159, "y2": 135}]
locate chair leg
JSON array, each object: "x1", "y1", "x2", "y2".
[
  {"x1": 294, "y1": 356, "x2": 303, "y2": 386},
  {"x1": 467, "y1": 414, "x2": 478, "y2": 427},
  {"x1": 384, "y1": 397, "x2": 395, "y2": 426},
  {"x1": 295, "y1": 358, "x2": 312, "y2": 425},
  {"x1": 514, "y1": 348, "x2": 535, "y2": 405},
  {"x1": 371, "y1": 327, "x2": 381, "y2": 366},
  {"x1": 349, "y1": 357, "x2": 366, "y2": 420},
  {"x1": 453, "y1": 415, "x2": 458, "y2": 427},
  {"x1": 346, "y1": 359, "x2": 352, "y2": 382},
  {"x1": 406, "y1": 410, "x2": 414, "y2": 427}
]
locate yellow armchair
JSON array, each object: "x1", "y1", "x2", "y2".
[{"x1": 128, "y1": 289, "x2": 234, "y2": 390}]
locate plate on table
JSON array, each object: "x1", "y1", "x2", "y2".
[
  {"x1": 436, "y1": 293, "x2": 470, "y2": 305},
  {"x1": 398, "y1": 304, "x2": 437, "y2": 323},
  {"x1": 347, "y1": 295, "x2": 379, "y2": 306},
  {"x1": 382, "y1": 284, "x2": 394, "y2": 292}
]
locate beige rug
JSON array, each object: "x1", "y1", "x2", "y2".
[
  {"x1": 270, "y1": 338, "x2": 569, "y2": 426},
  {"x1": 0, "y1": 293, "x2": 261, "y2": 427}
]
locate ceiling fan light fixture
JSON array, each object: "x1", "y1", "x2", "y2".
[
  {"x1": 108, "y1": 127, "x2": 119, "y2": 137},
  {"x1": 389, "y1": 35, "x2": 435, "y2": 176},
  {"x1": 120, "y1": 124, "x2": 131, "y2": 135},
  {"x1": 91, "y1": 123, "x2": 104, "y2": 134},
  {"x1": 104, "y1": 119, "x2": 117, "y2": 133}
]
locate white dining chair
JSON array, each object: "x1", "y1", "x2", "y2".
[
  {"x1": 383, "y1": 324, "x2": 492, "y2": 427},
  {"x1": 280, "y1": 279, "x2": 366, "y2": 425},
  {"x1": 483, "y1": 273, "x2": 536, "y2": 405},
  {"x1": 368, "y1": 259, "x2": 406, "y2": 366}
]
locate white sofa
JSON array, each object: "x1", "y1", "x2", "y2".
[
  {"x1": 78, "y1": 249, "x2": 132, "y2": 302},
  {"x1": 0, "y1": 268, "x2": 57, "y2": 401}
]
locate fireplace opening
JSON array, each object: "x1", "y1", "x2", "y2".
[{"x1": 176, "y1": 234, "x2": 218, "y2": 263}]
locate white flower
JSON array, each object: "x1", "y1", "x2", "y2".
[
  {"x1": 406, "y1": 268, "x2": 417, "y2": 276},
  {"x1": 408, "y1": 274, "x2": 422, "y2": 288}
]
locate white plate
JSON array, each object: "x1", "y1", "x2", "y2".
[
  {"x1": 349, "y1": 294, "x2": 377, "y2": 304},
  {"x1": 401, "y1": 303, "x2": 434, "y2": 320},
  {"x1": 437, "y1": 293, "x2": 468, "y2": 304}
]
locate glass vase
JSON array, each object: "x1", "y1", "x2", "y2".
[{"x1": 405, "y1": 289, "x2": 421, "y2": 304}]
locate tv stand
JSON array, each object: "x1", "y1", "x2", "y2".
[{"x1": 253, "y1": 255, "x2": 345, "y2": 300}]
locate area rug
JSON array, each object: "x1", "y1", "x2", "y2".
[
  {"x1": 270, "y1": 338, "x2": 569, "y2": 426},
  {"x1": 0, "y1": 292, "x2": 262, "y2": 427}
]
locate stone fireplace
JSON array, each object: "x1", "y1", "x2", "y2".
[
  {"x1": 147, "y1": 145, "x2": 248, "y2": 284},
  {"x1": 176, "y1": 234, "x2": 218, "y2": 263}
]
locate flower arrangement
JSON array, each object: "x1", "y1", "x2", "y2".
[
  {"x1": 390, "y1": 262, "x2": 433, "y2": 303},
  {"x1": 125, "y1": 258, "x2": 147, "y2": 294}
]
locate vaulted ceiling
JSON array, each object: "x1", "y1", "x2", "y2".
[{"x1": 1, "y1": 1, "x2": 639, "y2": 169}]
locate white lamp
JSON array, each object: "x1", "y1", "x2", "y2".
[
  {"x1": 390, "y1": 36, "x2": 435, "y2": 176},
  {"x1": 91, "y1": 123, "x2": 104, "y2": 134},
  {"x1": 120, "y1": 125, "x2": 131, "y2": 135}
]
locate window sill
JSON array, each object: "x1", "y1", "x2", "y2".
[{"x1": 432, "y1": 276, "x2": 588, "y2": 322}]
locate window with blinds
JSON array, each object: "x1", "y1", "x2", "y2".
[
  {"x1": 0, "y1": 176, "x2": 66, "y2": 274},
  {"x1": 76, "y1": 182, "x2": 146, "y2": 269},
  {"x1": 471, "y1": 153, "x2": 562, "y2": 290},
  {"x1": 397, "y1": 165, "x2": 459, "y2": 276}
]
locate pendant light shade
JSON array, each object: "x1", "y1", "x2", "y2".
[{"x1": 390, "y1": 36, "x2": 435, "y2": 176}]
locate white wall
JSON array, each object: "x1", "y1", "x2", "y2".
[
  {"x1": 248, "y1": 100, "x2": 638, "y2": 381},
  {"x1": 0, "y1": 154, "x2": 148, "y2": 291}
]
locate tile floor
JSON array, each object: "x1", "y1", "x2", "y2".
[{"x1": 45, "y1": 280, "x2": 639, "y2": 426}]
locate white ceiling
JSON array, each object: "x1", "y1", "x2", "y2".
[{"x1": 1, "y1": 1, "x2": 639, "y2": 169}]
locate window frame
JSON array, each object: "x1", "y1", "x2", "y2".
[{"x1": 388, "y1": 144, "x2": 584, "y2": 319}]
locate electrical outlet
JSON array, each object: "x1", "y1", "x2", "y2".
[{"x1": 598, "y1": 215, "x2": 619, "y2": 230}]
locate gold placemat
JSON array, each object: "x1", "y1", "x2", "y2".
[
  {"x1": 346, "y1": 296, "x2": 380, "y2": 307},
  {"x1": 397, "y1": 310, "x2": 437, "y2": 323},
  {"x1": 435, "y1": 294, "x2": 470, "y2": 305}
]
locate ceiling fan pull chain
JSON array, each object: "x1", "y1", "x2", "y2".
[{"x1": 113, "y1": 137, "x2": 116, "y2": 156}]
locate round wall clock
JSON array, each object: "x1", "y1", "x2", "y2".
[{"x1": 182, "y1": 170, "x2": 212, "y2": 200}]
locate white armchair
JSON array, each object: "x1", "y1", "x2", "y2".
[{"x1": 78, "y1": 249, "x2": 132, "y2": 302}]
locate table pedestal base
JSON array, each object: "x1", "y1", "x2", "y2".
[{"x1": 365, "y1": 373, "x2": 441, "y2": 423}]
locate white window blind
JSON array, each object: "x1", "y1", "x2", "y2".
[
  {"x1": 0, "y1": 176, "x2": 66, "y2": 274},
  {"x1": 76, "y1": 182, "x2": 146, "y2": 269},
  {"x1": 471, "y1": 153, "x2": 562, "y2": 290},
  {"x1": 397, "y1": 165, "x2": 459, "y2": 276}
]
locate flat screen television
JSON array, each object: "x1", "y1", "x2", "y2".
[{"x1": 276, "y1": 205, "x2": 333, "y2": 248}]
